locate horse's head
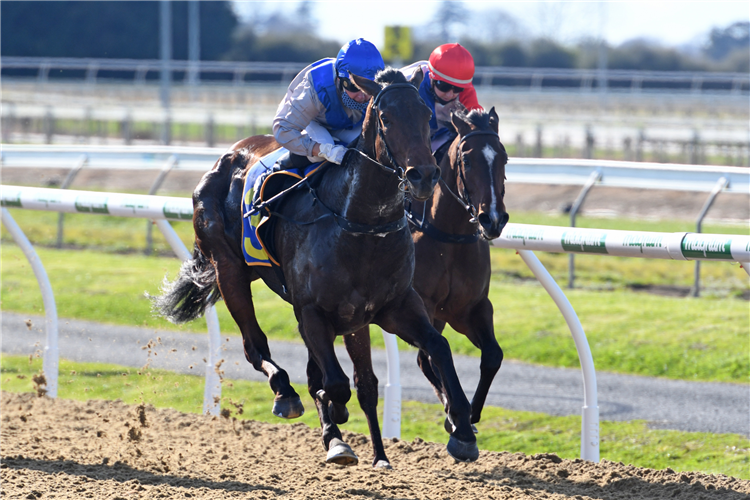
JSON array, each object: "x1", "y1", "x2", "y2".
[
  {"x1": 449, "y1": 107, "x2": 509, "y2": 240},
  {"x1": 351, "y1": 68, "x2": 440, "y2": 201}
]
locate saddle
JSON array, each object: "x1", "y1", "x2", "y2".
[{"x1": 241, "y1": 149, "x2": 323, "y2": 267}]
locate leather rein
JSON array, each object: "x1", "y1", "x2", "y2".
[{"x1": 406, "y1": 129, "x2": 501, "y2": 244}]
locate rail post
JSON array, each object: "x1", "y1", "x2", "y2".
[
  {"x1": 380, "y1": 329, "x2": 402, "y2": 439},
  {"x1": 691, "y1": 176, "x2": 729, "y2": 297},
  {"x1": 145, "y1": 154, "x2": 178, "y2": 255},
  {"x1": 568, "y1": 169, "x2": 602, "y2": 289},
  {"x1": 154, "y1": 219, "x2": 222, "y2": 416},
  {"x1": 518, "y1": 250, "x2": 599, "y2": 462},
  {"x1": 56, "y1": 155, "x2": 88, "y2": 249},
  {"x1": 2, "y1": 208, "x2": 59, "y2": 398}
]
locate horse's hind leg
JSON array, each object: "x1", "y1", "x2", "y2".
[
  {"x1": 344, "y1": 327, "x2": 390, "y2": 468},
  {"x1": 192, "y1": 152, "x2": 302, "y2": 418},
  {"x1": 212, "y1": 256, "x2": 303, "y2": 418},
  {"x1": 452, "y1": 297, "x2": 502, "y2": 426}
]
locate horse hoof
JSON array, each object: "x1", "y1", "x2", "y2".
[
  {"x1": 374, "y1": 460, "x2": 392, "y2": 469},
  {"x1": 444, "y1": 417, "x2": 478, "y2": 435},
  {"x1": 446, "y1": 435, "x2": 479, "y2": 463},
  {"x1": 326, "y1": 438, "x2": 358, "y2": 466},
  {"x1": 272, "y1": 396, "x2": 305, "y2": 419}
]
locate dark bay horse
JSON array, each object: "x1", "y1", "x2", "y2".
[
  {"x1": 406, "y1": 107, "x2": 509, "y2": 432},
  {"x1": 153, "y1": 69, "x2": 479, "y2": 466}
]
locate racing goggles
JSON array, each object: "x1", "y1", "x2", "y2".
[
  {"x1": 341, "y1": 78, "x2": 364, "y2": 94},
  {"x1": 433, "y1": 79, "x2": 465, "y2": 94}
]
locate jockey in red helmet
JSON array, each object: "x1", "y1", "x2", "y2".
[{"x1": 401, "y1": 43, "x2": 482, "y2": 154}]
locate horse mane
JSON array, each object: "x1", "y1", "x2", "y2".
[{"x1": 374, "y1": 67, "x2": 408, "y2": 85}]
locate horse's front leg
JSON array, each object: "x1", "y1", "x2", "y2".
[
  {"x1": 377, "y1": 289, "x2": 479, "y2": 462},
  {"x1": 416, "y1": 318, "x2": 448, "y2": 407},
  {"x1": 299, "y1": 307, "x2": 357, "y2": 465},
  {"x1": 344, "y1": 327, "x2": 391, "y2": 468},
  {"x1": 210, "y1": 256, "x2": 303, "y2": 418},
  {"x1": 450, "y1": 297, "x2": 503, "y2": 427}
]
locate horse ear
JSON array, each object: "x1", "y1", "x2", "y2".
[
  {"x1": 488, "y1": 106, "x2": 499, "y2": 133},
  {"x1": 408, "y1": 67, "x2": 424, "y2": 89},
  {"x1": 451, "y1": 111, "x2": 472, "y2": 137},
  {"x1": 349, "y1": 72, "x2": 381, "y2": 99}
]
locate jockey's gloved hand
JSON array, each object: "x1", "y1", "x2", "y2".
[{"x1": 318, "y1": 143, "x2": 348, "y2": 164}]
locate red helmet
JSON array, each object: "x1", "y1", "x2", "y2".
[{"x1": 428, "y1": 43, "x2": 475, "y2": 88}]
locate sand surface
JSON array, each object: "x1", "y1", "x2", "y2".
[{"x1": 2, "y1": 392, "x2": 748, "y2": 500}]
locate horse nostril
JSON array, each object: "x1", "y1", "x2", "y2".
[
  {"x1": 477, "y1": 212, "x2": 492, "y2": 228},
  {"x1": 406, "y1": 169, "x2": 423, "y2": 184},
  {"x1": 478, "y1": 212, "x2": 509, "y2": 237}
]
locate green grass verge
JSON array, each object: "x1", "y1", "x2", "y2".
[
  {"x1": 2, "y1": 355, "x2": 747, "y2": 478},
  {"x1": 2, "y1": 238, "x2": 748, "y2": 383}
]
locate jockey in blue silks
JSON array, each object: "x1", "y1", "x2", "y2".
[{"x1": 273, "y1": 38, "x2": 385, "y2": 168}]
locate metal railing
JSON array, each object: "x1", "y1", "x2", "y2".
[{"x1": 3, "y1": 56, "x2": 748, "y2": 95}]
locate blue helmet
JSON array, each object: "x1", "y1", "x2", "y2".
[{"x1": 335, "y1": 38, "x2": 384, "y2": 80}]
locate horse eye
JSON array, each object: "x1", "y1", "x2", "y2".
[
  {"x1": 380, "y1": 115, "x2": 390, "y2": 126},
  {"x1": 462, "y1": 155, "x2": 471, "y2": 170}
]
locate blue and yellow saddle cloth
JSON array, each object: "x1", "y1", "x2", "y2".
[{"x1": 241, "y1": 149, "x2": 322, "y2": 266}]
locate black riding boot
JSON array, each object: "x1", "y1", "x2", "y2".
[{"x1": 277, "y1": 152, "x2": 313, "y2": 170}]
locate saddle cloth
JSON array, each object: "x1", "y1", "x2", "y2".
[{"x1": 241, "y1": 148, "x2": 322, "y2": 266}]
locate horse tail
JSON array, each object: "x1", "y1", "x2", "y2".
[{"x1": 150, "y1": 243, "x2": 221, "y2": 324}]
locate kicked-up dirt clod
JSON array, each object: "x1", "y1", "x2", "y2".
[{"x1": 1, "y1": 391, "x2": 748, "y2": 499}]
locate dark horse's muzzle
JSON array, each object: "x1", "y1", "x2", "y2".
[
  {"x1": 405, "y1": 164, "x2": 441, "y2": 201},
  {"x1": 477, "y1": 210, "x2": 509, "y2": 240}
]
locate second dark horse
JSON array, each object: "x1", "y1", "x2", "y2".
[
  {"x1": 153, "y1": 69, "x2": 479, "y2": 467},
  {"x1": 408, "y1": 108, "x2": 509, "y2": 432}
]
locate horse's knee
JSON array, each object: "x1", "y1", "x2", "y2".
[
  {"x1": 325, "y1": 379, "x2": 352, "y2": 406},
  {"x1": 481, "y1": 343, "x2": 503, "y2": 373}
]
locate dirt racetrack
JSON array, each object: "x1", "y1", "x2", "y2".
[{"x1": 2, "y1": 392, "x2": 748, "y2": 500}]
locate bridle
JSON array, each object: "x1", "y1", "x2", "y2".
[
  {"x1": 354, "y1": 82, "x2": 423, "y2": 192},
  {"x1": 406, "y1": 128, "x2": 503, "y2": 244},
  {"x1": 439, "y1": 129, "x2": 502, "y2": 224}
]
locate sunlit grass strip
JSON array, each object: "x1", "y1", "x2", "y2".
[{"x1": 2, "y1": 355, "x2": 747, "y2": 479}]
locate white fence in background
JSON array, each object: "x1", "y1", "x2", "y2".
[
  {"x1": 3, "y1": 184, "x2": 750, "y2": 462},
  {"x1": 4, "y1": 56, "x2": 748, "y2": 96},
  {"x1": 3, "y1": 144, "x2": 749, "y2": 193}
]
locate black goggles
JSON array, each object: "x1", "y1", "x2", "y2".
[
  {"x1": 433, "y1": 79, "x2": 465, "y2": 94},
  {"x1": 340, "y1": 78, "x2": 363, "y2": 94}
]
